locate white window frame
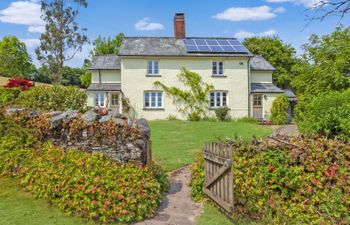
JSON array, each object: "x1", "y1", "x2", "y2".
[
  {"x1": 144, "y1": 91, "x2": 163, "y2": 109},
  {"x1": 212, "y1": 61, "x2": 224, "y2": 76},
  {"x1": 94, "y1": 93, "x2": 105, "y2": 107},
  {"x1": 210, "y1": 91, "x2": 228, "y2": 108},
  {"x1": 147, "y1": 61, "x2": 160, "y2": 76},
  {"x1": 111, "y1": 93, "x2": 119, "y2": 107}
]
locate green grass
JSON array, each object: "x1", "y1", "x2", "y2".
[
  {"x1": 0, "y1": 177, "x2": 95, "y2": 225},
  {"x1": 149, "y1": 120, "x2": 271, "y2": 171},
  {"x1": 197, "y1": 204, "x2": 258, "y2": 225}
]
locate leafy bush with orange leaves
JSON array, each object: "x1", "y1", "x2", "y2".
[{"x1": 191, "y1": 137, "x2": 350, "y2": 224}]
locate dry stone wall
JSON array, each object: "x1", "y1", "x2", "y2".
[{"x1": 5, "y1": 108, "x2": 151, "y2": 165}]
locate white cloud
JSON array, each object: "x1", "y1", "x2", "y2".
[
  {"x1": 274, "y1": 6, "x2": 286, "y2": 13},
  {"x1": 266, "y1": 0, "x2": 323, "y2": 8},
  {"x1": 135, "y1": 18, "x2": 164, "y2": 31},
  {"x1": 20, "y1": 38, "x2": 40, "y2": 48},
  {"x1": 234, "y1": 29, "x2": 277, "y2": 39},
  {"x1": 213, "y1": 6, "x2": 282, "y2": 21},
  {"x1": 0, "y1": 0, "x2": 44, "y2": 33}
]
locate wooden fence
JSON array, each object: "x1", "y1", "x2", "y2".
[{"x1": 203, "y1": 142, "x2": 234, "y2": 215}]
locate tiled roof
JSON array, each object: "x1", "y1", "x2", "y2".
[
  {"x1": 251, "y1": 83, "x2": 284, "y2": 93},
  {"x1": 250, "y1": 55, "x2": 276, "y2": 71},
  {"x1": 89, "y1": 55, "x2": 121, "y2": 70},
  {"x1": 87, "y1": 83, "x2": 121, "y2": 91},
  {"x1": 119, "y1": 37, "x2": 253, "y2": 57}
]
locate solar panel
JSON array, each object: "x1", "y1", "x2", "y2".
[{"x1": 184, "y1": 38, "x2": 250, "y2": 54}]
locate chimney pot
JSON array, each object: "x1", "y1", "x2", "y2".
[{"x1": 174, "y1": 13, "x2": 185, "y2": 39}]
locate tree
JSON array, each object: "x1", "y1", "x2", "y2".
[
  {"x1": 0, "y1": 36, "x2": 34, "y2": 78},
  {"x1": 91, "y1": 33, "x2": 124, "y2": 55},
  {"x1": 154, "y1": 68, "x2": 214, "y2": 121},
  {"x1": 307, "y1": 0, "x2": 350, "y2": 22},
  {"x1": 80, "y1": 71, "x2": 91, "y2": 88},
  {"x1": 243, "y1": 37, "x2": 297, "y2": 89},
  {"x1": 270, "y1": 94, "x2": 289, "y2": 125},
  {"x1": 36, "y1": 0, "x2": 88, "y2": 84},
  {"x1": 292, "y1": 26, "x2": 350, "y2": 96}
]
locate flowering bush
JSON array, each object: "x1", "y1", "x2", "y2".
[
  {"x1": 4, "y1": 78, "x2": 33, "y2": 90},
  {"x1": 190, "y1": 154, "x2": 205, "y2": 202},
  {"x1": 190, "y1": 137, "x2": 350, "y2": 224},
  {"x1": 13, "y1": 85, "x2": 87, "y2": 112}
]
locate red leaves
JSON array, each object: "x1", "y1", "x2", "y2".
[
  {"x1": 324, "y1": 164, "x2": 337, "y2": 178},
  {"x1": 4, "y1": 78, "x2": 33, "y2": 90}
]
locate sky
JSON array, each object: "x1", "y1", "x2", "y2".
[{"x1": 0, "y1": 0, "x2": 349, "y2": 67}]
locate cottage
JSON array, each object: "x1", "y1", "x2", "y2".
[{"x1": 87, "y1": 13, "x2": 294, "y2": 121}]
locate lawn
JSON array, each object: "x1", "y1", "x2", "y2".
[
  {"x1": 149, "y1": 120, "x2": 272, "y2": 171},
  {"x1": 0, "y1": 177, "x2": 95, "y2": 225}
]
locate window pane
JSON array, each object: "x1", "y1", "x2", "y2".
[
  {"x1": 154, "y1": 61, "x2": 159, "y2": 74},
  {"x1": 210, "y1": 92, "x2": 215, "y2": 107},
  {"x1": 219, "y1": 62, "x2": 223, "y2": 75},
  {"x1": 145, "y1": 93, "x2": 150, "y2": 107},
  {"x1": 157, "y1": 92, "x2": 162, "y2": 107},
  {"x1": 212, "y1": 62, "x2": 217, "y2": 75},
  {"x1": 216, "y1": 92, "x2": 221, "y2": 107},
  {"x1": 148, "y1": 61, "x2": 153, "y2": 74},
  {"x1": 223, "y1": 92, "x2": 227, "y2": 106},
  {"x1": 151, "y1": 92, "x2": 156, "y2": 107}
]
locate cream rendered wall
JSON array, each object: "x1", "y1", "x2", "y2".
[
  {"x1": 121, "y1": 57, "x2": 249, "y2": 120},
  {"x1": 251, "y1": 71, "x2": 273, "y2": 83},
  {"x1": 91, "y1": 70, "x2": 121, "y2": 83},
  {"x1": 87, "y1": 92, "x2": 94, "y2": 107}
]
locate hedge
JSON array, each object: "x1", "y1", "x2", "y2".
[
  {"x1": 0, "y1": 117, "x2": 168, "y2": 224},
  {"x1": 295, "y1": 89, "x2": 350, "y2": 140},
  {"x1": 190, "y1": 137, "x2": 350, "y2": 224},
  {"x1": 12, "y1": 85, "x2": 87, "y2": 112}
]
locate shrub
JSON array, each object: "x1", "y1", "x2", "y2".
[
  {"x1": 4, "y1": 78, "x2": 33, "y2": 90},
  {"x1": 166, "y1": 114, "x2": 179, "y2": 121},
  {"x1": 190, "y1": 137, "x2": 350, "y2": 224},
  {"x1": 270, "y1": 94, "x2": 289, "y2": 125},
  {"x1": 295, "y1": 89, "x2": 350, "y2": 140},
  {"x1": 0, "y1": 87, "x2": 20, "y2": 105},
  {"x1": 215, "y1": 107, "x2": 230, "y2": 121},
  {"x1": 190, "y1": 154, "x2": 205, "y2": 202},
  {"x1": 234, "y1": 117, "x2": 258, "y2": 124},
  {"x1": 13, "y1": 85, "x2": 87, "y2": 112},
  {"x1": 0, "y1": 141, "x2": 167, "y2": 224}
]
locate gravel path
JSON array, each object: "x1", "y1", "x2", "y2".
[{"x1": 133, "y1": 166, "x2": 203, "y2": 225}]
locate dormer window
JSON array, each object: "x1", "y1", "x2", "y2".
[
  {"x1": 148, "y1": 61, "x2": 160, "y2": 76},
  {"x1": 212, "y1": 61, "x2": 224, "y2": 76}
]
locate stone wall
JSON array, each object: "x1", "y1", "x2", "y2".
[{"x1": 5, "y1": 108, "x2": 151, "y2": 165}]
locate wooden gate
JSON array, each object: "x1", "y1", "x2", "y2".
[{"x1": 203, "y1": 143, "x2": 234, "y2": 214}]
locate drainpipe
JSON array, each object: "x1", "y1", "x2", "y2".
[{"x1": 247, "y1": 57, "x2": 251, "y2": 117}]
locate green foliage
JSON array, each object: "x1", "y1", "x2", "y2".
[
  {"x1": 62, "y1": 66, "x2": 87, "y2": 87},
  {"x1": 215, "y1": 107, "x2": 230, "y2": 121},
  {"x1": 0, "y1": 87, "x2": 21, "y2": 106},
  {"x1": 80, "y1": 71, "x2": 91, "y2": 88},
  {"x1": 191, "y1": 137, "x2": 350, "y2": 224},
  {"x1": 234, "y1": 117, "x2": 258, "y2": 124},
  {"x1": 91, "y1": 33, "x2": 124, "y2": 55},
  {"x1": 292, "y1": 26, "x2": 350, "y2": 96},
  {"x1": 190, "y1": 154, "x2": 205, "y2": 202},
  {"x1": 0, "y1": 36, "x2": 34, "y2": 78},
  {"x1": 13, "y1": 85, "x2": 87, "y2": 112},
  {"x1": 0, "y1": 141, "x2": 166, "y2": 224},
  {"x1": 243, "y1": 37, "x2": 297, "y2": 89},
  {"x1": 295, "y1": 89, "x2": 350, "y2": 139},
  {"x1": 154, "y1": 68, "x2": 214, "y2": 121},
  {"x1": 36, "y1": 0, "x2": 88, "y2": 84},
  {"x1": 166, "y1": 114, "x2": 179, "y2": 121},
  {"x1": 270, "y1": 94, "x2": 289, "y2": 125}
]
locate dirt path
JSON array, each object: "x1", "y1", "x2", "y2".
[
  {"x1": 133, "y1": 166, "x2": 203, "y2": 225},
  {"x1": 272, "y1": 124, "x2": 298, "y2": 136}
]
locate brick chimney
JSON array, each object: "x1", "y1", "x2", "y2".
[{"x1": 174, "y1": 13, "x2": 185, "y2": 39}]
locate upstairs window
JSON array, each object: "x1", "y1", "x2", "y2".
[
  {"x1": 212, "y1": 61, "x2": 224, "y2": 76},
  {"x1": 144, "y1": 91, "x2": 163, "y2": 109},
  {"x1": 148, "y1": 61, "x2": 160, "y2": 75},
  {"x1": 95, "y1": 93, "x2": 105, "y2": 107},
  {"x1": 210, "y1": 91, "x2": 227, "y2": 108}
]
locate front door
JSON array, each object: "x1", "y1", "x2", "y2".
[{"x1": 253, "y1": 95, "x2": 263, "y2": 120}]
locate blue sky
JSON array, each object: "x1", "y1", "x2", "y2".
[{"x1": 0, "y1": 0, "x2": 349, "y2": 67}]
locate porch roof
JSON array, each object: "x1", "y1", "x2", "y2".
[
  {"x1": 87, "y1": 83, "x2": 121, "y2": 92},
  {"x1": 251, "y1": 83, "x2": 284, "y2": 93}
]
